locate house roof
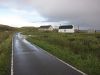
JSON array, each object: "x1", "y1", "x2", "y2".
[
  {"x1": 59, "y1": 25, "x2": 73, "y2": 29},
  {"x1": 40, "y1": 25, "x2": 52, "y2": 28}
]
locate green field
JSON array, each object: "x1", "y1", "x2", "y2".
[{"x1": 23, "y1": 30, "x2": 100, "y2": 75}]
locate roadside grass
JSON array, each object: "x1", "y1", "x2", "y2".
[
  {"x1": 24, "y1": 31, "x2": 100, "y2": 75},
  {"x1": 0, "y1": 32, "x2": 12, "y2": 75}
]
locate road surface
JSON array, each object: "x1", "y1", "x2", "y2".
[{"x1": 12, "y1": 33, "x2": 86, "y2": 75}]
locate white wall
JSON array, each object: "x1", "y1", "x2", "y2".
[
  {"x1": 39, "y1": 26, "x2": 53, "y2": 31},
  {"x1": 58, "y1": 29, "x2": 74, "y2": 33}
]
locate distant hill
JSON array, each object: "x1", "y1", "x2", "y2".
[
  {"x1": 0, "y1": 24, "x2": 16, "y2": 31},
  {"x1": 20, "y1": 26, "x2": 38, "y2": 31},
  {"x1": 21, "y1": 26, "x2": 38, "y2": 29},
  {"x1": 17, "y1": 26, "x2": 38, "y2": 33}
]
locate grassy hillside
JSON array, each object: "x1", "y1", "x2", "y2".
[
  {"x1": 18, "y1": 26, "x2": 38, "y2": 33},
  {"x1": 23, "y1": 30, "x2": 100, "y2": 75},
  {"x1": 0, "y1": 24, "x2": 16, "y2": 31}
]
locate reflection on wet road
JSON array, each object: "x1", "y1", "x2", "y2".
[{"x1": 13, "y1": 33, "x2": 85, "y2": 75}]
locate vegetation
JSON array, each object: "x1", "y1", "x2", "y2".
[
  {"x1": 0, "y1": 24, "x2": 15, "y2": 75},
  {"x1": 0, "y1": 24, "x2": 16, "y2": 31},
  {"x1": 0, "y1": 24, "x2": 100, "y2": 75},
  {"x1": 23, "y1": 30, "x2": 100, "y2": 75}
]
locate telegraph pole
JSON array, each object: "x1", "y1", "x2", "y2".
[{"x1": 77, "y1": 25, "x2": 79, "y2": 32}]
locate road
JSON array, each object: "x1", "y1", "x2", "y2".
[{"x1": 12, "y1": 33, "x2": 86, "y2": 75}]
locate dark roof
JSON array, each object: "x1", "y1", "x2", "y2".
[
  {"x1": 40, "y1": 25, "x2": 51, "y2": 28},
  {"x1": 59, "y1": 25, "x2": 73, "y2": 29}
]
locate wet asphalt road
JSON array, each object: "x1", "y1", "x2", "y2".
[{"x1": 13, "y1": 33, "x2": 85, "y2": 75}]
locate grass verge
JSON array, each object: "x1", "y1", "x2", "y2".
[{"x1": 0, "y1": 32, "x2": 12, "y2": 75}]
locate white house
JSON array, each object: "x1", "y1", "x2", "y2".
[
  {"x1": 88, "y1": 29, "x2": 96, "y2": 33},
  {"x1": 58, "y1": 25, "x2": 74, "y2": 33},
  {"x1": 39, "y1": 25, "x2": 53, "y2": 31}
]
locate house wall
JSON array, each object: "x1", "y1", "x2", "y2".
[
  {"x1": 48, "y1": 26, "x2": 53, "y2": 31},
  {"x1": 58, "y1": 29, "x2": 74, "y2": 33},
  {"x1": 39, "y1": 26, "x2": 53, "y2": 31},
  {"x1": 88, "y1": 29, "x2": 96, "y2": 33}
]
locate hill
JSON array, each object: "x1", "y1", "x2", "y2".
[
  {"x1": 18, "y1": 26, "x2": 38, "y2": 33},
  {"x1": 0, "y1": 24, "x2": 16, "y2": 31}
]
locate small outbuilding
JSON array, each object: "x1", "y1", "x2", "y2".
[
  {"x1": 58, "y1": 25, "x2": 74, "y2": 33},
  {"x1": 39, "y1": 25, "x2": 53, "y2": 31}
]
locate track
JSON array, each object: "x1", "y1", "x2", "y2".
[{"x1": 12, "y1": 33, "x2": 86, "y2": 75}]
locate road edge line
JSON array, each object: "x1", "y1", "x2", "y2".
[
  {"x1": 23, "y1": 38, "x2": 87, "y2": 75},
  {"x1": 32, "y1": 43, "x2": 87, "y2": 75},
  {"x1": 11, "y1": 37, "x2": 13, "y2": 75}
]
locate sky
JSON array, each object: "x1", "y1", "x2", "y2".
[{"x1": 0, "y1": 0, "x2": 100, "y2": 29}]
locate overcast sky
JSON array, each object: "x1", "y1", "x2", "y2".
[{"x1": 0, "y1": 0, "x2": 100, "y2": 29}]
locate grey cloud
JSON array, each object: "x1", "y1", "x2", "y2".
[
  {"x1": 24, "y1": 0, "x2": 100, "y2": 28},
  {"x1": 0, "y1": 0, "x2": 100, "y2": 29}
]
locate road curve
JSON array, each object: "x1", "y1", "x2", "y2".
[{"x1": 12, "y1": 33, "x2": 86, "y2": 75}]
